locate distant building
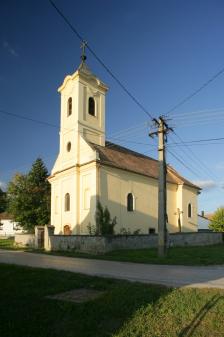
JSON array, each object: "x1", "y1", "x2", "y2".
[
  {"x1": 48, "y1": 57, "x2": 201, "y2": 235},
  {"x1": 198, "y1": 211, "x2": 211, "y2": 232},
  {"x1": 0, "y1": 212, "x2": 22, "y2": 236}
]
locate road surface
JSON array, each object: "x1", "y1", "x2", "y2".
[{"x1": 1, "y1": 249, "x2": 224, "y2": 289}]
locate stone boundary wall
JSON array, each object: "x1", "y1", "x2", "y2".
[
  {"x1": 46, "y1": 229, "x2": 223, "y2": 254},
  {"x1": 15, "y1": 234, "x2": 35, "y2": 247},
  {"x1": 169, "y1": 232, "x2": 223, "y2": 247}
]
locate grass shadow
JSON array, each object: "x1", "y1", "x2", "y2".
[
  {"x1": 0, "y1": 263, "x2": 172, "y2": 337},
  {"x1": 179, "y1": 294, "x2": 224, "y2": 337}
]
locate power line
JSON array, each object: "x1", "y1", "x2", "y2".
[
  {"x1": 0, "y1": 109, "x2": 59, "y2": 129},
  {"x1": 108, "y1": 136, "x2": 157, "y2": 147},
  {"x1": 175, "y1": 117, "x2": 224, "y2": 126},
  {"x1": 167, "y1": 141, "x2": 204, "y2": 178},
  {"x1": 174, "y1": 119, "x2": 224, "y2": 129},
  {"x1": 49, "y1": 0, "x2": 221, "y2": 184},
  {"x1": 171, "y1": 107, "x2": 224, "y2": 119},
  {"x1": 49, "y1": 0, "x2": 155, "y2": 120},
  {"x1": 169, "y1": 131, "x2": 220, "y2": 182},
  {"x1": 173, "y1": 112, "x2": 224, "y2": 123},
  {"x1": 0, "y1": 108, "x2": 157, "y2": 173},
  {"x1": 167, "y1": 149, "x2": 202, "y2": 178},
  {"x1": 166, "y1": 67, "x2": 224, "y2": 115},
  {"x1": 169, "y1": 135, "x2": 224, "y2": 145},
  {"x1": 0, "y1": 109, "x2": 148, "y2": 141},
  {"x1": 169, "y1": 141, "x2": 224, "y2": 147},
  {"x1": 108, "y1": 121, "x2": 149, "y2": 138}
]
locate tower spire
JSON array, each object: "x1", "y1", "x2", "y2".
[{"x1": 80, "y1": 40, "x2": 87, "y2": 64}]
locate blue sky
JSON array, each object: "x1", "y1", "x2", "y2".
[{"x1": 1, "y1": 0, "x2": 224, "y2": 213}]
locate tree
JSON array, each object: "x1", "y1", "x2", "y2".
[
  {"x1": 95, "y1": 201, "x2": 116, "y2": 235},
  {"x1": 88, "y1": 201, "x2": 117, "y2": 235},
  {"x1": 7, "y1": 158, "x2": 50, "y2": 232},
  {"x1": 0, "y1": 187, "x2": 7, "y2": 213},
  {"x1": 209, "y1": 207, "x2": 224, "y2": 232}
]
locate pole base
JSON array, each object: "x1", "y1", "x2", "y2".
[{"x1": 158, "y1": 245, "x2": 166, "y2": 257}]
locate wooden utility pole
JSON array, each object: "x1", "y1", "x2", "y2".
[{"x1": 149, "y1": 116, "x2": 173, "y2": 257}]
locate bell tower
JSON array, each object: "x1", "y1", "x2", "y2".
[
  {"x1": 49, "y1": 46, "x2": 108, "y2": 234},
  {"x1": 52, "y1": 44, "x2": 108, "y2": 174}
]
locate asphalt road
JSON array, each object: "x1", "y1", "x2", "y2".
[{"x1": 1, "y1": 249, "x2": 224, "y2": 289}]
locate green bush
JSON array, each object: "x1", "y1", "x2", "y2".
[{"x1": 95, "y1": 201, "x2": 117, "y2": 235}]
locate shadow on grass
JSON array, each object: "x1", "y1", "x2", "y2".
[
  {"x1": 0, "y1": 263, "x2": 172, "y2": 337},
  {"x1": 179, "y1": 294, "x2": 224, "y2": 337}
]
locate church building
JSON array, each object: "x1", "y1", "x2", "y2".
[{"x1": 48, "y1": 55, "x2": 200, "y2": 235}]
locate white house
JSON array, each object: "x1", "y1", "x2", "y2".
[
  {"x1": 0, "y1": 213, "x2": 22, "y2": 236},
  {"x1": 198, "y1": 212, "x2": 211, "y2": 232}
]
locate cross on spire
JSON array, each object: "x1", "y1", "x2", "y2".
[{"x1": 80, "y1": 40, "x2": 87, "y2": 63}]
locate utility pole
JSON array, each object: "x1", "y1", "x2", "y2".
[{"x1": 149, "y1": 116, "x2": 173, "y2": 257}]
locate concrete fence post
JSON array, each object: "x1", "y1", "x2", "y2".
[{"x1": 44, "y1": 225, "x2": 55, "y2": 251}]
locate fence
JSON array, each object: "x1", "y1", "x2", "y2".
[
  {"x1": 44, "y1": 226, "x2": 223, "y2": 254},
  {"x1": 15, "y1": 226, "x2": 224, "y2": 254},
  {"x1": 14, "y1": 234, "x2": 35, "y2": 247}
]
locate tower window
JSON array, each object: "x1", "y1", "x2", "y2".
[
  {"x1": 67, "y1": 97, "x2": 72, "y2": 116},
  {"x1": 127, "y1": 193, "x2": 134, "y2": 212},
  {"x1": 67, "y1": 142, "x2": 71, "y2": 152},
  {"x1": 65, "y1": 193, "x2": 70, "y2": 212},
  {"x1": 88, "y1": 97, "x2": 95, "y2": 116},
  {"x1": 188, "y1": 203, "x2": 192, "y2": 218}
]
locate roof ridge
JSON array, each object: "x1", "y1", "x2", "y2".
[
  {"x1": 89, "y1": 141, "x2": 200, "y2": 190},
  {"x1": 105, "y1": 141, "x2": 158, "y2": 162}
]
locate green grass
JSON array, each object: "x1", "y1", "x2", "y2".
[
  {"x1": 0, "y1": 237, "x2": 15, "y2": 249},
  {"x1": 40, "y1": 244, "x2": 224, "y2": 266},
  {"x1": 0, "y1": 264, "x2": 224, "y2": 337},
  {"x1": 1, "y1": 237, "x2": 224, "y2": 266}
]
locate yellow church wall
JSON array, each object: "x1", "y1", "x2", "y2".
[
  {"x1": 78, "y1": 162, "x2": 98, "y2": 234},
  {"x1": 99, "y1": 165, "x2": 182, "y2": 234},
  {"x1": 181, "y1": 185, "x2": 198, "y2": 232},
  {"x1": 50, "y1": 161, "x2": 98, "y2": 235},
  {"x1": 167, "y1": 183, "x2": 179, "y2": 232},
  {"x1": 49, "y1": 167, "x2": 78, "y2": 234}
]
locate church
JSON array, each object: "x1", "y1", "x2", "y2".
[{"x1": 48, "y1": 54, "x2": 200, "y2": 235}]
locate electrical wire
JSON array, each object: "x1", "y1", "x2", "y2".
[
  {"x1": 49, "y1": 0, "x2": 155, "y2": 120},
  {"x1": 167, "y1": 149, "x2": 202, "y2": 179},
  {"x1": 171, "y1": 107, "x2": 224, "y2": 119},
  {"x1": 169, "y1": 135, "x2": 224, "y2": 145},
  {"x1": 166, "y1": 67, "x2": 224, "y2": 115},
  {"x1": 169, "y1": 131, "x2": 220, "y2": 182}
]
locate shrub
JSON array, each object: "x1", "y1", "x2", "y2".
[{"x1": 95, "y1": 201, "x2": 117, "y2": 235}]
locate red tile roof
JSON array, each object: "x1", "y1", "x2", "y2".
[
  {"x1": 0, "y1": 212, "x2": 14, "y2": 220},
  {"x1": 91, "y1": 141, "x2": 200, "y2": 190}
]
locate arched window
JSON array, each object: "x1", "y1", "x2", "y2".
[
  {"x1": 188, "y1": 203, "x2": 192, "y2": 218},
  {"x1": 67, "y1": 97, "x2": 72, "y2": 116},
  {"x1": 65, "y1": 193, "x2": 70, "y2": 212},
  {"x1": 127, "y1": 193, "x2": 134, "y2": 212},
  {"x1": 63, "y1": 224, "x2": 71, "y2": 235},
  {"x1": 67, "y1": 142, "x2": 71, "y2": 152},
  {"x1": 88, "y1": 97, "x2": 95, "y2": 116}
]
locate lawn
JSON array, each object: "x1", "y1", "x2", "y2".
[
  {"x1": 0, "y1": 237, "x2": 15, "y2": 249},
  {"x1": 1, "y1": 237, "x2": 224, "y2": 265},
  {"x1": 0, "y1": 263, "x2": 224, "y2": 337},
  {"x1": 42, "y1": 244, "x2": 224, "y2": 266}
]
